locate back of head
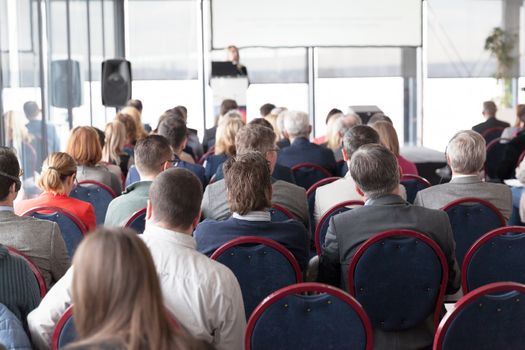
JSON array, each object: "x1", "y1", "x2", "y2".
[
  {"x1": 367, "y1": 112, "x2": 392, "y2": 125},
  {"x1": 483, "y1": 101, "x2": 497, "y2": 117},
  {"x1": 516, "y1": 104, "x2": 525, "y2": 125},
  {"x1": 370, "y1": 121, "x2": 400, "y2": 156},
  {"x1": 149, "y1": 168, "x2": 203, "y2": 230},
  {"x1": 259, "y1": 103, "x2": 276, "y2": 117},
  {"x1": 135, "y1": 135, "x2": 172, "y2": 178},
  {"x1": 66, "y1": 126, "x2": 102, "y2": 166},
  {"x1": 283, "y1": 110, "x2": 310, "y2": 138},
  {"x1": 248, "y1": 118, "x2": 273, "y2": 130},
  {"x1": 72, "y1": 228, "x2": 176, "y2": 349},
  {"x1": 224, "y1": 152, "x2": 271, "y2": 214},
  {"x1": 115, "y1": 112, "x2": 138, "y2": 145},
  {"x1": 325, "y1": 113, "x2": 344, "y2": 150},
  {"x1": 126, "y1": 99, "x2": 143, "y2": 113},
  {"x1": 215, "y1": 117, "x2": 245, "y2": 156},
  {"x1": 235, "y1": 124, "x2": 276, "y2": 155},
  {"x1": 447, "y1": 130, "x2": 486, "y2": 174},
  {"x1": 38, "y1": 152, "x2": 77, "y2": 195},
  {"x1": 157, "y1": 114, "x2": 187, "y2": 151},
  {"x1": 325, "y1": 108, "x2": 343, "y2": 124},
  {"x1": 121, "y1": 107, "x2": 147, "y2": 140},
  {"x1": 342, "y1": 125, "x2": 380, "y2": 159},
  {"x1": 0, "y1": 147, "x2": 21, "y2": 201},
  {"x1": 220, "y1": 99, "x2": 238, "y2": 117},
  {"x1": 102, "y1": 120, "x2": 127, "y2": 163},
  {"x1": 350, "y1": 144, "x2": 399, "y2": 199},
  {"x1": 23, "y1": 101, "x2": 40, "y2": 119}
]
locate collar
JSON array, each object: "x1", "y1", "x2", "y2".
[
  {"x1": 450, "y1": 175, "x2": 482, "y2": 184},
  {"x1": 365, "y1": 194, "x2": 407, "y2": 206},
  {"x1": 0, "y1": 206, "x2": 14, "y2": 212},
  {"x1": 142, "y1": 224, "x2": 196, "y2": 250},
  {"x1": 232, "y1": 211, "x2": 271, "y2": 222},
  {"x1": 291, "y1": 137, "x2": 310, "y2": 146},
  {"x1": 123, "y1": 181, "x2": 152, "y2": 194}
]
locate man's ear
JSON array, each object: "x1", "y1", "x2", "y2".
[
  {"x1": 146, "y1": 199, "x2": 153, "y2": 221},
  {"x1": 355, "y1": 185, "x2": 364, "y2": 197},
  {"x1": 342, "y1": 148, "x2": 349, "y2": 162},
  {"x1": 162, "y1": 161, "x2": 171, "y2": 171},
  {"x1": 191, "y1": 209, "x2": 202, "y2": 232}
]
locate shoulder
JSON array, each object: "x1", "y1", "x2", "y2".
[
  {"x1": 272, "y1": 180, "x2": 305, "y2": 194},
  {"x1": 204, "y1": 179, "x2": 226, "y2": 194}
]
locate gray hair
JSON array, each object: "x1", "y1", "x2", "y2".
[
  {"x1": 283, "y1": 110, "x2": 310, "y2": 138},
  {"x1": 447, "y1": 130, "x2": 486, "y2": 174},
  {"x1": 342, "y1": 125, "x2": 380, "y2": 159},
  {"x1": 349, "y1": 143, "x2": 399, "y2": 199}
]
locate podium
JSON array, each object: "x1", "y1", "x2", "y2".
[{"x1": 210, "y1": 77, "x2": 249, "y2": 120}]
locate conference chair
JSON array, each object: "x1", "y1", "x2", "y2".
[
  {"x1": 269, "y1": 204, "x2": 295, "y2": 222},
  {"x1": 291, "y1": 163, "x2": 332, "y2": 191},
  {"x1": 315, "y1": 200, "x2": 364, "y2": 256},
  {"x1": 210, "y1": 236, "x2": 302, "y2": 319},
  {"x1": 305, "y1": 176, "x2": 341, "y2": 232},
  {"x1": 22, "y1": 206, "x2": 87, "y2": 257},
  {"x1": 481, "y1": 127, "x2": 505, "y2": 144},
  {"x1": 461, "y1": 226, "x2": 525, "y2": 294},
  {"x1": 442, "y1": 197, "x2": 506, "y2": 266},
  {"x1": 245, "y1": 282, "x2": 373, "y2": 350},
  {"x1": 433, "y1": 282, "x2": 525, "y2": 350},
  {"x1": 400, "y1": 174, "x2": 431, "y2": 204},
  {"x1": 6, "y1": 247, "x2": 47, "y2": 298},
  {"x1": 70, "y1": 180, "x2": 117, "y2": 225},
  {"x1": 124, "y1": 208, "x2": 147, "y2": 234},
  {"x1": 485, "y1": 137, "x2": 511, "y2": 180},
  {"x1": 348, "y1": 230, "x2": 448, "y2": 335}
]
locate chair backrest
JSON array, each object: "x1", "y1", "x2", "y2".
[
  {"x1": 348, "y1": 229, "x2": 448, "y2": 332},
  {"x1": 70, "y1": 180, "x2": 116, "y2": 225},
  {"x1": 245, "y1": 282, "x2": 373, "y2": 350},
  {"x1": 400, "y1": 174, "x2": 431, "y2": 204},
  {"x1": 269, "y1": 204, "x2": 295, "y2": 222},
  {"x1": 434, "y1": 282, "x2": 525, "y2": 350},
  {"x1": 462, "y1": 226, "x2": 525, "y2": 294},
  {"x1": 22, "y1": 206, "x2": 87, "y2": 257},
  {"x1": 291, "y1": 163, "x2": 332, "y2": 190},
  {"x1": 481, "y1": 127, "x2": 505, "y2": 143},
  {"x1": 124, "y1": 208, "x2": 147, "y2": 234},
  {"x1": 210, "y1": 236, "x2": 302, "y2": 319},
  {"x1": 6, "y1": 247, "x2": 47, "y2": 298},
  {"x1": 442, "y1": 197, "x2": 506, "y2": 266},
  {"x1": 305, "y1": 177, "x2": 341, "y2": 233},
  {"x1": 485, "y1": 137, "x2": 511, "y2": 179},
  {"x1": 315, "y1": 200, "x2": 364, "y2": 256}
]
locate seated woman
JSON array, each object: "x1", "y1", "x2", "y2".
[
  {"x1": 371, "y1": 120, "x2": 419, "y2": 176},
  {"x1": 15, "y1": 152, "x2": 96, "y2": 231},
  {"x1": 65, "y1": 228, "x2": 205, "y2": 350},
  {"x1": 102, "y1": 120, "x2": 133, "y2": 180},
  {"x1": 66, "y1": 126, "x2": 122, "y2": 196},
  {"x1": 501, "y1": 104, "x2": 525, "y2": 141}
]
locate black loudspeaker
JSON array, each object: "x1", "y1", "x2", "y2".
[
  {"x1": 101, "y1": 59, "x2": 132, "y2": 107},
  {"x1": 51, "y1": 60, "x2": 82, "y2": 108}
]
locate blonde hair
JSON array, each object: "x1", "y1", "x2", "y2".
[
  {"x1": 38, "y1": 152, "x2": 77, "y2": 195},
  {"x1": 102, "y1": 120, "x2": 127, "y2": 164},
  {"x1": 371, "y1": 121, "x2": 400, "y2": 156},
  {"x1": 66, "y1": 127, "x2": 102, "y2": 166},
  {"x1": 325, "y1": 113, "x2": 344, "y2": 150},
  {"x1": 215, "y1": 116, "x2": 245, "y2": 156},
  {"x1": 121, "y1": 106, "x2": 148, "y2": 140}
]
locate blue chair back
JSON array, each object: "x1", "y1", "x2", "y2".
[
  {"x1": 269, "y1": 204, "x2": 294, "y2": 222},
  {"x1": 246, "y1": 282, "x2": 372, "y2": 350},
  {"x1": 70, "y1": 180, "x2": 116, "y2": 225},
  {"x1": 434, "y1": 282, "x2": 525, "y2": 350},
  {"x1": 443, "y1": 197, "x2": 506, "y2": 266},
  {"x1": 51, "y1": 306, "x2": 76, "y2": 350},
  {"x1": 485, "y1": 138, "x2": 510, "y2": 180},
  {"x1": 336, "y1": 160, "x2": 348, "y2": 177},
  {"x1": 348, "y1": 230, "x2": 448, "y2": 332},
  {"x1": 315, "y1": 200, "x2": 364, "y2": 256},
  {"x1": 462, "y1": 226, "x2": 525, "y2": 293},
  {"x1": 211, "y1": 237, "x2": 302, "y2": 319},
  {"x1": 400, "y1": 175, "x2": 431, "y2": 204},
  {"x1": 291, "y1": 163, "x2": 332, "y2": 191},
  {"x1": 23, "y1": 207, "x2": 86, "y2": 257},
  {"x1": 124, "y1": 208, "x2": 147, "y2": 234}
]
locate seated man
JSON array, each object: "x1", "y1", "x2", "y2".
[
  {"x1": 201, "y1": 124, "x2": 309, "y2": 229},
  {"x1": 277, "y1": 110, "x2": 337, "y2": 174},
  {"x1": 195, "y1": 152, "x2": 309, "y2": 271},
  {"x1": 319, "y1": 144, "x2": 460, "y2": 350},
  {"x1": 472, "y1": 100, "x2": 509, "y2": 135},
  {"x1": 105, "y1": 135, "x2": 173, "y2": 227},
  {"x1": 28, "y1": 168, "x2": 246, "y2": 350},
  {"x1": 414, "y1": 130, "x2": 512, "y2": 220},
  {"x1": 0, "y1": 147, "x2": 69, "y2": 289}
]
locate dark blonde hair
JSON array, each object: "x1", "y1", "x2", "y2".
[
  {"x1": 102, "y1": 120, "x2": 127, "y2": 164},
  {"x1": 215, "y1": 116, "x2": 244, "y2": 156},
  {"x1": 121, "y1": 106, "x2": 148, "y2": 140},
  {"x1": 38, "y1": 152, "x2": 77, "y2": 195},
  {"x1": 66, "y1": 127, "x2": 102, "y2": 166},
  {"x1": 115, "y1": 112, "x2": 138, "y2": 145},
  {"x1": 370, "y1": 121, "x2": 400, "y2": 156}
]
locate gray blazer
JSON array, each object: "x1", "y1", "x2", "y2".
[
  {"x1": 319, "y1": 194, "x2": 460, "y2": 350},
  {"x1": 76, "y1": 165, "x2": 122, "y2": 196},
  {"x1": 201, "y1": 178, "x2": 310, "y2": 229},
  {"x1": 414, "y1": 175, "x2": 512, "y2": 220},
  {"x1": 0, "y1": 210, "x2": 70, "y2": 289}
]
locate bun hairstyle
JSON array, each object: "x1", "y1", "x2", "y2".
[{"x1": 38, "y1": 152, "x2": 77, "y2": 195}]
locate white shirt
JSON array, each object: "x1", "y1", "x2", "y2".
[
  {"x1": 232, "y1": 210, "x2": 271, "y2": 221},
  {"x1": 27, "y1": 224, "x2": 246, "y2": 350}
]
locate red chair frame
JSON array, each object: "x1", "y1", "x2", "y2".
[
  {"x1": 348, "y1": 229, "x2": 449, "y2": 332},
  {"x1": 21, "y1": 206, "x2": 87, "y2": 235},
  {"x1": 314, "y1": 200, "x2": 364, "y2": 256},
  {"x1": 124, "y1": 208, "x2": 147, "y2": 229},
  {"x1": 51, "y1": 305, "x2": 73, "y2": 350},
  {"x1": 245, "y1": 282, "x2": 373, "y2": 350},
  {"x1": 441, "y1": 197, "x2": 506, "y2": 226},
  {"x1": 433, "y1": 281, "x2": 525, "y2": 350},
  {"x1": 461, "y1": 226, "x2": 525, "y2": 294},
  {"x1": 6, "y1": 246, "x2": 47, "y2": 298},
  {"x1": 75, "y1": 180, "x2": 117, "y2": 198},
  {"x1": 291, "y1": 163, "x2": 332, "y2": 177},
  {"x1": 400, "y1": 174, "x2": 432, "y2": 187},
  {"x1": 270, "y1": 204, "x2": 296, "y2": 220},
  {"x1": 210, "y1": 236, "x2": 302, "y2": 283},
  {"x1": 305, "y1": 177, "x2": 341, "y2": 197}
]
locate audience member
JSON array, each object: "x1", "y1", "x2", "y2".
[
  {"x1": 319, "y1": 143, "x2": 460, "y2": 349},
  {"x1": 101, "y1": 120, "x2": 132, "y2": 179},
  {"x1": 202, "y1": 99, "x2": 238, "y2": 152},
  {"x1": 105, "y1": 135, "x2": 172, "y2": 227},
  {"x1": 313, "y1": 108, "x2": 343, "y2": 145},
  {"x1": 202, "y1": 124, "x2": 310, "y2": 228},
  {"x1": 126, "y1": 99, "x2": 143, "y2": 113},
  {"x1": 15, "y1": 152, "x2": 96, "y2": 231},
  {"x1": 121, "y1": 106, "x2": 148, "y2": 141},
  {"x1": 325, "y1": 113, "x2": 362, "y2": 161},
  {"x1": 23, "y1": 101, "x2": 60, "y2": 162},
  {"x1": 196, "y1": 152, "x2": 309, "y2": 270},
  {"x1": 259, "y1": 103, "x2": 276, "y2": 117},
  {"x1": 29, "y1": 168, "x2": 245, "y2": 350},
  {"x1": 0, "y1": 147, "x2": 69, "y2": 288},
  {"x1": 371, "y1": 121, "x2": 418, "y2": 175},
  {"x1": 277, "y1": 110, "x2": 337, "y2": 174},
  {"x1": 367, "y1": 112, "x2": 393, "y2": 125},
  {"x1": 274, "y1": 108, "x2": 290, "y2": 149},
  {"x1": 65, "y1": 126, "x2": 122, "y2": 195},
  {"x1": 472, "y1": 100, "x2": 509, "y2": 135},
  {"x1": 501, "y1": 104, "x2": 525, "y2": 139},
  {"x1": 414, "y1": 130, "x2": 511, "y2": 220},
  {"x1": 0, "y1": 303, "x2": 32, "y2": 350},
  {"x1": 115, "y1": 112, "x2": 138, "y2": 157}
]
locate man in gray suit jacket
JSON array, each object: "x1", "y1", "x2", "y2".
[
  {"x1": 0, "y1": 147, "x2": 69, "y2": 289},
  {"x1": 414, "y1": 130, "x2": 512, "y2": 220},
  {"x1": 201, "y1": 124, "x2": 309, "y2": 229},
  {"x1": 319, "y1": 144, "x2": 460, "y2": 350}
]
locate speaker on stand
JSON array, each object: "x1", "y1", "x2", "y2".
[{"x1": 101, "y1": 59, "x2": 132, "y2": 110}]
